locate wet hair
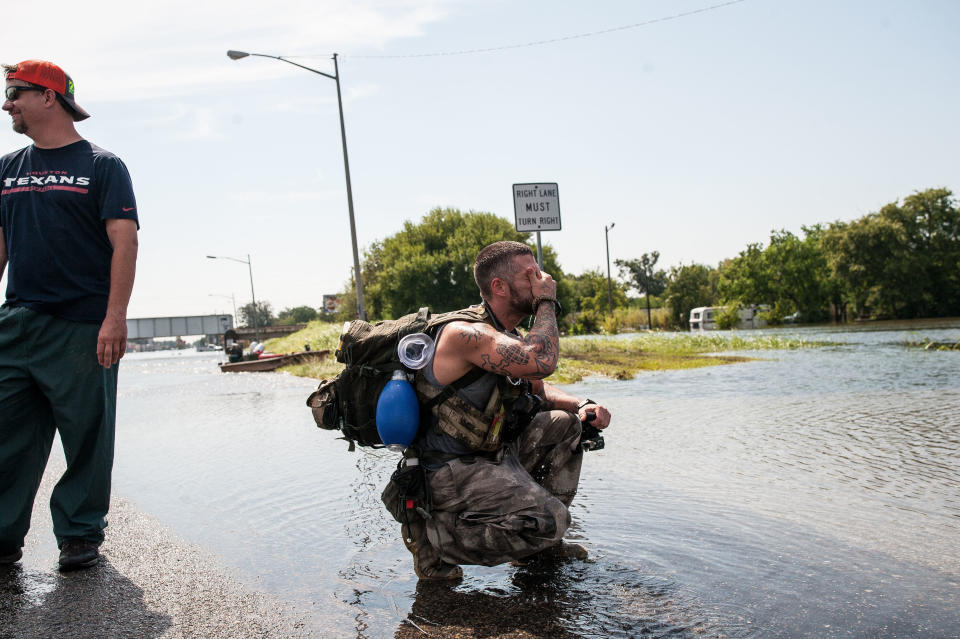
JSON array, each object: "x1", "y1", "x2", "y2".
[{"x1": 474, "y1": 241, "x2": 534, "y2": 299}]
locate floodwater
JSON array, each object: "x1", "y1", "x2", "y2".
[{"x1": 106, "y1": 319, "x2": 960, "y2": 637}]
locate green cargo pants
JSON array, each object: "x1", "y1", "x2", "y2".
[
  {"x1": 0, "y1": 305, "x2": 117, "y2": 552},
  {"x1": 422, "y1": 410, "x2": 584, "y2": 567}
]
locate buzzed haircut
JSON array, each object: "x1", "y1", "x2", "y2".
[{"x1": 474, "y1": 241, "x2": 534, "y2": 299}]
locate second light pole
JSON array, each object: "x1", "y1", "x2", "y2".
[
  {"x1": 207, "y1": 254, "x2": 259, "y2": 343},
  {"x1": 227, "y1": 49, "x2": 366, "y2": 320},
  {"x1": 605, "y1": 223, "x2": 616, "y2": 316}
]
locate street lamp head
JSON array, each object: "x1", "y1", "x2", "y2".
[
  {"x1": 220, "y1": 48, "x2": 365, "y2": 319},
  {"x1": 609, "y1": 222, "x2": 615, "y2": 230}
]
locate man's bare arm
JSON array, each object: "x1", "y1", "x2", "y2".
[
  {"x1": 433, "y1": 301, "x2": 559, "y2": 384},
  {"x1": 97, "y1": 219, "x2": 138, "y2": 368}
]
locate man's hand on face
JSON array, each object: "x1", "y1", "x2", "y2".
[{"x1": 525, "y1": 267, "x2": 557, "y2": 301}]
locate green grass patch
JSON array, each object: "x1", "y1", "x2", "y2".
[
  {"x1": 905, "y1": 337, "x2": 960, "y2": 351},
  {"x1": 552, "y1": 350, "x2": 751, "y2": 384},
  {"x1": 263, "y1": 321, "x2": 345, "y2": 379},
  {"x1": 278, "y1": 358, "x2": 346, "y2": 380},
  {"x1": 549, "y1": 333, "x2": 832, "y2": 383},
  {"x1": 264, "y1": 321, "x2": 343, "y2": 354}
]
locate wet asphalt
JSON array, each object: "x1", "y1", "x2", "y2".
[
  {"x1": 0, "y1": 455, "x2": 308, "y2": 639},
  {"x1": 0, "y1": 456, "x2": 570, "y2": 639}
]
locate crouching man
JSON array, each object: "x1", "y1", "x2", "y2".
[{"x1": 383, "y1": 241, "x2": 611, "y2": 580}]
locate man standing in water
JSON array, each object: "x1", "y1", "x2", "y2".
[
  {"x1": 0, "y1": 60, "x2": 139, "y2": 570},
  {"x1": 385, "y1": 240, "x2": 612, "y2": 580}
]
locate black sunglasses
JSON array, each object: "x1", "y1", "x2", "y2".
[{"x1": 5, "y1": 86, "x2": 47, "y2": 101}]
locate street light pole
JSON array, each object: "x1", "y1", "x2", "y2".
[
  {"x1": 208, "y1": 293, "x2": 238, "y2": 325},
  {"x1": 227, "y1": 49, "x2": 366, "y2": 320},
  {"x1": 605, "y1": 223, "x2": 616, "y2": 316},
  {"x1": 207, "y1": 255, "x2": 260, "y2": 342}
]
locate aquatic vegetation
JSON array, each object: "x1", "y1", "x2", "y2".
[
  {"x1": 551, "y1": 333, "x2": 832, "y2": 383},
  {"x1": 562, "y1": 333, "x2": 825, "y2": 357},
  {"x1": 905, "y1": 337, "x2": 960, "y2": 351}
]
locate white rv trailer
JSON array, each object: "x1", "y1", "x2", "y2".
[{"x1": 689, "y1": 305, "x2": 768, "y2": 330}]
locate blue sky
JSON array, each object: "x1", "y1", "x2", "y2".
[{"x1": 2, "y1": 0, "x2": 957, "y2": 319}]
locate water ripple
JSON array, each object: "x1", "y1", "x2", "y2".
[{"x1": 108, "y1": 323, "x2": 960, "y2": 637}]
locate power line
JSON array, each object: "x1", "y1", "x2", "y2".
[{"x1": 295, "y1": 0, "x2": 747, "y2": 60}]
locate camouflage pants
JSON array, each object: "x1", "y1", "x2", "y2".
[{"x1": 420, "y1": 410, "x2": 583, "y2": 567}]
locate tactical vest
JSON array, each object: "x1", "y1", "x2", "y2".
[{"x1": 414, "y1": 307, "x2": 537, "y2": 453}]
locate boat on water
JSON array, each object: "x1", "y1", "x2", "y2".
[{"x1": 218, "y1": 349, "x2": 330, "y2": 373}]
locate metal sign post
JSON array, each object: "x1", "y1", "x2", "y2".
[{"x1": 512, "y1": 182, "x2": 561, "y2": 268}]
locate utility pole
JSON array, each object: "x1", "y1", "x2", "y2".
[{"x1": 605, "y1": 223, "x2": 616, "y2": 315}]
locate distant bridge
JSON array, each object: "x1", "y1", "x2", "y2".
[
  {"x1": 126, "y1": 315, "x2": 307, "y2": 341},
  {"x1": 126, "y1": 315, "x2": 233, "y2": 339}
]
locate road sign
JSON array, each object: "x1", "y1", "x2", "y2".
[{"x1": 512, "y1": 183, "x2": 561, "y2": 232}]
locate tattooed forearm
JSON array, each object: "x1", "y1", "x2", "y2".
[
  {"x1": 522, "y1": 302, "x2": 559, "y2": 376},
  {"x1": 465, "y1": 302, "x2": 559, "y2": 379}
]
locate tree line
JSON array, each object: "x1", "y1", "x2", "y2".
[
  {"x1": 689, "y1": 187, "x2": 959, "y2": 325},
  {"x1": 238, "y1": 187, "x2": 958, "y2": 331}
]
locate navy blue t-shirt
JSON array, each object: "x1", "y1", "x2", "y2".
[{"x1": 0, "y1": 140, "x2": 139, "y2": 323}]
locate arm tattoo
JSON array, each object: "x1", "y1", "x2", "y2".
[
  {"x1": 496, "y1": 342, "x2": 530, "y2": 366},
  {"x1": 479, "y1": 353, "x2": 511, "y2": 376},
  {"x1": 472, "y1": 305, "x2": 559, "y2": 379},
  {"x1": 522, "y1": 303, "x2": 559, "y2": 377},
  {"x1": 479, "y1": 343, "x2": 533, "y2": 377},
  {"x1": 458, "y1": 325, "x2": 483, "y2": 344}
]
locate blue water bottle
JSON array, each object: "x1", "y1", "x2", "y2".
[{"x1": 376, "y1": 370, "x2": 420, "y2": 452}]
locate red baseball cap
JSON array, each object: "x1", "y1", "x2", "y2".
[{"x1": 4, "y1": 59, "x2": 90, "y2": 121}]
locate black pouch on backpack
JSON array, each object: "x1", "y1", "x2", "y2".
[
  {"x1": 381, "y1": 458, "x2": 431, "y2": 524},
  {"x1": 306, "y1": 378, "x2": 340, "y2": 430}
]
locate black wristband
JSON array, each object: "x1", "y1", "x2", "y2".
[
  {"x1": 577, "y1": 399, "x2": 596, "y2": 411},
  {"x1": 532, "y1": 296, "x2": 563, "y2": 317},
  {"x1": 533, "y1": 295, "x2": 557, "y2": 311}
]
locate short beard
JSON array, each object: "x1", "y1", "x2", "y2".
[
  {"x1": 509, "y1": 293, "x2": 536, "y2": 316},
  {"x1": 12, "y1": 120, "x2": 27, "y2": 135}
]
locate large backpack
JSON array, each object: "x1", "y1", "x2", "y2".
[{"x1": 306, "y1": 305, "x2": 491, "y2": 450}]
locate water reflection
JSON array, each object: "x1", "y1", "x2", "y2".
[
  {"x1": 108, "y1": 321, "x2": 960, "y2": 637},
  {"x1": 391, "y1": 561, "x2": 758, "y2": 639}
]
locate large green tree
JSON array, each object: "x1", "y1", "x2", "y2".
[
  {"x1": 616, "y1": 251, "x2": 668, "y2": 328},
  {"x1": 277, "y1": 305, "x2": 319, "y2": 325},
  {"x1": 877, "y1": 188, "x2": 960, "y2": 316},
  {"x1": 822, "y1": 188, "x2": 959, "y2": 318},
  {"x1": 238, "y1": 300, "x2": 275, "y2": 330},
  {"x1": 566, "y1": 268, "x2": 628, "y2": 315},
  {"x1": 664, "y1": 264, "x2": 719, "y2": 328},
  {"x1": 717, "y1": 243, "x2": 770, "y2": 307},
  {"x1": 718, "y1": 229, "x2": 833, "y2": 322},
  {"x1": 338, "y1": 208, "x2": 568, "y2": 320}
]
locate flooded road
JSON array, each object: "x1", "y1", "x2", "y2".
[{"x1": 103, "y1": 320, "x2": 960, "y2": 637}]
